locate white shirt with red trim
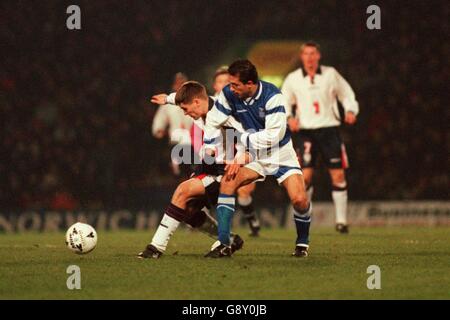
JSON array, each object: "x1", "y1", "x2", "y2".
[
  {"x1": 152, "y1": 103, "x2": 193, "y2": 145},
  {"x1": 281, "y1": 65, "x2": 359, "y2": 129}
]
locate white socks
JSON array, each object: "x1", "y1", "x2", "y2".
[
  {"x1": 308, "y1": 183, "x2": 348, "y2": 225},
  {"x1": 151, "y1": 214, "x2": 180, "y2": 252},
  {"x1": 332, "y1": 182, "x2": 348, "y2": 225}
]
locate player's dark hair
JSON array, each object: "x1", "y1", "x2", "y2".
[
  {"x1": 301, "y1": 41, "x2": 321, "y2": 53},
  {"x1": 175, "y1": 81, "x2": 208, "y2": 105},
  {"x1": 228, "y1": 59, "x2": 258, "y2": 84}
]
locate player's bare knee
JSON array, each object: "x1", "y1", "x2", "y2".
[
  {"x1": 292, "y1": 195, "x2": 309, "y2": 211},
  {"x1": 330, "y1": 170, "x2": 346, "y2": 186},
  {"x1": 237, "y1": 187, "x2": 250, "y2": 198}
]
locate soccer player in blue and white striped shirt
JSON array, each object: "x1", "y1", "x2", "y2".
[{"x1": 203, "y1": 59, "x2": 312, "y2": 258}]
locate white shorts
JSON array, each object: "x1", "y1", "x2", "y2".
[{"x1": 245, "y1": 140, "x2": 303, "y2": 185}]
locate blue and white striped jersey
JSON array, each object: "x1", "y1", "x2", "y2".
[{"x1": 204, "y1": 81, "x2": 291, "y2": 151}]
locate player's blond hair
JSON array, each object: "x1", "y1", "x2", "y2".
[{"x1": 213, "y1": 65, "x2": 229, "y2": 81}]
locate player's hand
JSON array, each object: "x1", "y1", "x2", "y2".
[
  {"x1": 344, "y1": 111, "x2": 357, "y2": 125},
  {"x1": 223, "y1": 152, "x2": 249, "y2": 181},
  {"x1": 288, "y1": 117, "x2": 300, "y2": 132},
  {"x1": 224, "y1": 162, "x2": 241, "y2": 181},
  {"x1": 151, "y1": 94, "x2": 168, "y2": 105}
]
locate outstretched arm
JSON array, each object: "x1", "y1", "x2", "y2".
[{"x1": 151, "y1": 92, "x2": 177, "y2": 105}]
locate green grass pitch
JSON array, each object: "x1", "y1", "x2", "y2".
[{"x1": 0, "y1": 226, "x2": 449, "y2": 299}]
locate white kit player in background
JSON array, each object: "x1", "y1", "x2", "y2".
[
  {"x1": 282, "y1": 41, "x2": 359, "y2": 233},
  {"x1": 152, "y1": 72, "x2": 194, "y2": 177}
]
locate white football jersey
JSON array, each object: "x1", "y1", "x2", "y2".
[
  {"x1": 152, "y1": 103, "x2": 193, "y2": 145},
  {"x1": 281, "y1": 65, "x2": 359, "y2": 129}
]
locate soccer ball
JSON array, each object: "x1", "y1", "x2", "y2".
[{"x1": 65, "y1": 222, "x2": 97, "y2": 254}]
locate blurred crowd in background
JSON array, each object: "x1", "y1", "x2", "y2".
[{"x1": 1, "y1": 1, "x2": 448, "y2": 210}]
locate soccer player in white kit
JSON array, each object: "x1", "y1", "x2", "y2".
[
  {"x1": 138, "y1": 81, "x2": 249, "y2": 258},
  {"x1": 281, "y1": 42, "x2": 359, "y2": 233},
  {"x1": 152, "y1": 72, "x2": 194, "y2": 178}
]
